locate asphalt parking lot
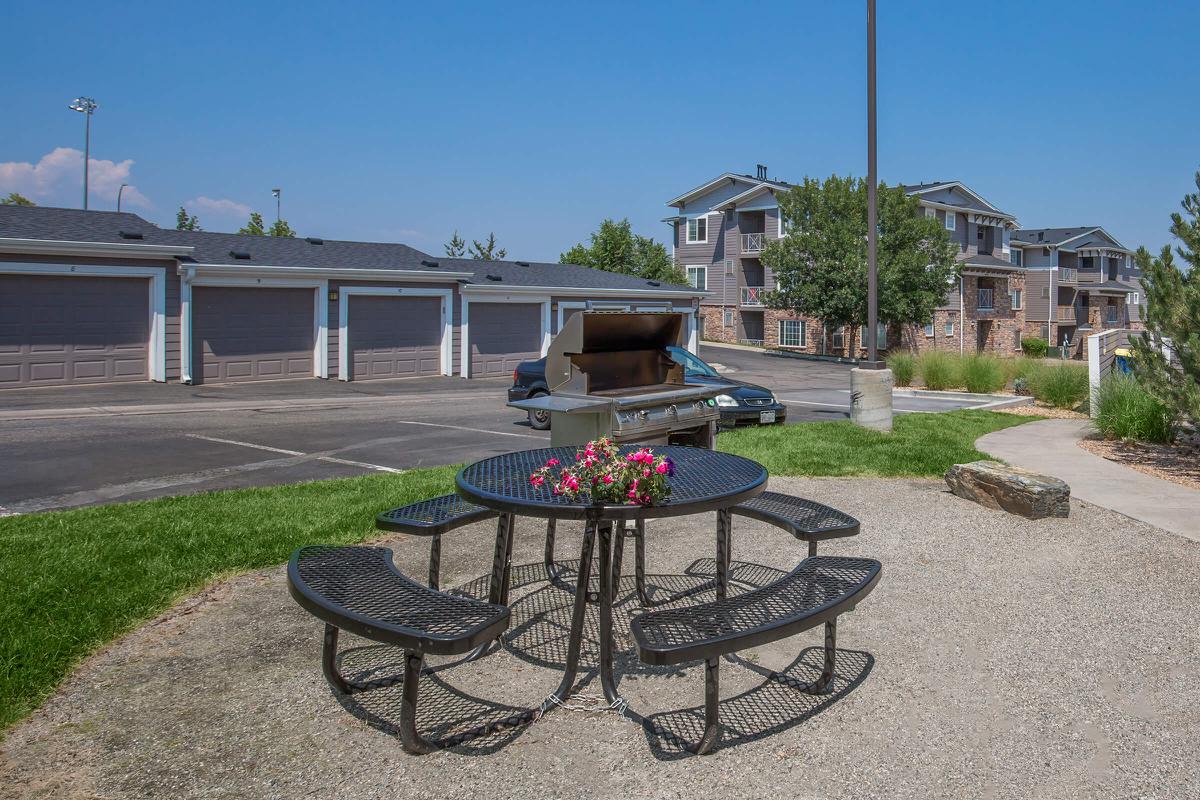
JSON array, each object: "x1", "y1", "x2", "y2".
[{"x1": 0, "y1": 345, "x2": 1011, "y2": 514}]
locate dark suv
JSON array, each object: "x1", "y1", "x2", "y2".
[{"x1": 509, "y1": 345, "x2": 786, "y2": 430}]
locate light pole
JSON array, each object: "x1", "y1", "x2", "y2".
[
  {"x1": 68, "y1": 97, "x2": 98, "y2": 211},
  {"x1": 850, "y1": 0, "x2": 894, "y2": 432},
  {"x1": 117, "y1": 183, "x2": 128, "y2": 212},
  {"x1": 272, "y1": 188, "x2": 281, "y2": 225}
]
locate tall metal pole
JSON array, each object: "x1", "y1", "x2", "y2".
[
  {"x1": 273, "y1": 188, "x2": 281, "y2": 224},
  {"x1": 83, "y1": 110, "x2": 91, "y2": 211},
  {"x1": 866, "y1": 0, "x2": 880, "y2": 367}
]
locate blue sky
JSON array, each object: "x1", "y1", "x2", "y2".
[{"x1": 2, "y1": 0, "x2": 1196, "y2": 260}]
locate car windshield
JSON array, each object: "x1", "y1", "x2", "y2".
[{"x1": 667, "y1": 345, "x2": 720, "y2": 378}]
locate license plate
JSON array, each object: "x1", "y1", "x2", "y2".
[{"x1": 759, "y1": 410, "x2": 776, "y2": 424}]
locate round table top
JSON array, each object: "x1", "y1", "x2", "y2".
[{"x1": 455, "y1": 445, "x2": 767, "y2": 521}]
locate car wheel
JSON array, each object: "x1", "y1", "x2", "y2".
[{"x1": 528, "y1": 394, "x2": 551, "y2": 431}]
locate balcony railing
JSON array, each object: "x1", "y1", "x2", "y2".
[
  {"x1": 1059, "y1": 267, "x2": 1078, "y2": 283},
  {"x1": 1057, "y1": 305, "x2": 1076, "y2": 322},
  {"x1": 740, "y1": 232, "x2": 765, "y2": 254},
  {"x1": 740, "y1": 286, "x2": 766, "y2": 307},
  {"x1": 977, "y1": 287, "x2": 995, "y2": 310}
]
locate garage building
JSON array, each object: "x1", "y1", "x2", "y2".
[{"x1": 0, "y1": 206, "x2": 703, "y2": 388}]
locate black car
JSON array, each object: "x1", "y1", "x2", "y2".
[{"x1": 508, "y1": 345, "x2": 787, "y2": 431}]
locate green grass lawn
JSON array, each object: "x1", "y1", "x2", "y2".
[
  {"x1": 719, "y1": 409, "x2": 1036, "y2": 477},
  {"x1": 0, "y1": 465, "x2": 459, "y2": 732},
  {"x1": 0, "y1": 408, "x2": 1038, "y2": 734}
]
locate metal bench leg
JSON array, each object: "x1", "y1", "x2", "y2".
[
  {"x1": 798, "y1": 620, "x2": 837, "y2": 695},
  {"x1": 695, "y1": 655, "x2": 721, "y2": 755},
  {"x1": 399, "y1": 650, "x2": 439, "y2": 754},
  {"x1": 320, "y1": 624, "x2": 406, "y2": 694},
  {"x1": 807, "y1": 539, "x2": 818, "y2": 558},
  {"x1": 428, "y1": 534, "x2": 441, "y2": 590}
]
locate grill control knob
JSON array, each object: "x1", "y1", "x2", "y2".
[{"x1": 637, "y1": 409, "x2": 649, "y2": 421}]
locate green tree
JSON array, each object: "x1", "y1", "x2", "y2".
[
  {"x1": 175, "y1": 206, "x2": 201, "y2": 231},
  {"x1": 1, "y1": 192, "x2": 35, "y2": 206},
  {"x1": 1130, "y1": 170, "x2": 1200, "y2": 426},
  {"x1": 267, "y1": 218, "x2": 296, "y2": 238},
  {"x1": 762, "y1": 175, "x2": 958, "y2": 354},
  {"x1": 444, "y1": 231, "x2": 467, "y2": 257},
  {"x1": 559, "y1": 218, "x2": 687, "y2": 284},
  {"x1": 238, "y1": 212, "x2": 266, "y2": 235},
  {"x1": 469, "y1": 232, "x2": 507, "y2": 260}
]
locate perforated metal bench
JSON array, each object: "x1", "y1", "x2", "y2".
[
  {"x1": 287, "y1": 545, "x2": 511, "y2": 754},
  {"x1": 732, "y1": 492, "x2": 860, "y2": 556},
  {"x1": 631, "y1": 555, "x2": 881, "y2": 755},
  {"x1": 375, "y1": 494, "x2": 497, "y2": 589}
]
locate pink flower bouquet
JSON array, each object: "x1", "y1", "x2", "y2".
[{"x1": 529, "y1": 438, "x2": 675, "y2": 506}]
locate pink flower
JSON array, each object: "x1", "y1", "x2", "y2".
[
  {"x1": 530, "y1": 474, "x2": 545, "y2": 486},
  {"x1": 602, "y1": 474, "x2": 614, "y2": 484},
  {"x1": 546, "y1": 458, "x2": 560, "y2": 467},
  {"x1": 655, "y1": 462, "x2": 669, "y2": 474},
  {"x1": 642, "y1": 468, "x2": 651, "y2": 477}
]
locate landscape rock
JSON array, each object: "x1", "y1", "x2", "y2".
[{"x1": 944, "y1": 460, "x2": 1070, "y2": 519}]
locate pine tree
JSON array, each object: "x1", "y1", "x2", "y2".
[
  {"x1": 239, "y1": 212, "x2": 266, "y2": 236},
  {"x1": 175, "y1": 206, "x2": 201, "y2": 231},
  {"x1": 1, "y1": 192, "x2": 35, "y2": 206},
  {"x1": 444, "y1": 231, "x2": 467, "y2": 257},
  {"x1": 1130, "y1": 169, "x2": 1200, "y2": 426},
  {"x1": 469, "y1": 232, "x2": 507, "y2": 260}
]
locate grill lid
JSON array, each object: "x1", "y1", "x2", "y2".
[{"x1": 546, "y1": 311, "x2": 687, "y2": 394}]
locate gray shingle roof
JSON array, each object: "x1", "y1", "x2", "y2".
[
  {"x1": 1011, "y1": 227, "x2": 1099, "y2": 246},
  {"x1": 0, "y1": 205, "x2": 696, "y2": 293},
  {"x1": 965, "y1": 253, "x2": 1023, "y2": 270},
  {"x1": 1081, "y1": 281, "x2": 1135, "y2": 293}
]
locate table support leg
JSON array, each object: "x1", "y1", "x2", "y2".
[
  {"x1": 544, "y1": 520, "x2": 596, "y2": 707},
  {"x1": 716, "y1": 508, "x2": 732, "y2": 600},
  {"x1": 596, "y1": 520, "x2": 623, "y2": 707},
  {"x1": 488, "y1": 512, "x2": 515, "y2": 606}
]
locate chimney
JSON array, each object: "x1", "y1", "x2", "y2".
[{"x1": 756, "y1": 164, "x2": 768, "y2": 180}]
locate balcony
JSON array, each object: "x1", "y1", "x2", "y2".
[
  {"x1": 1057, "y1": 305, "x2": 1076, "y2": 323},
  {"x1": 740, "y1": 232, "x2": 765, "y2": 255},
  {"x1": 976, "y1": 287, "x2": 995, "y2": 310},
  {"x1": 1059, "y1": 267, "x2": 1078, "y2": 283},
  {"x1": 740, "y1": 286, "x2": 766, "y2": 307}
]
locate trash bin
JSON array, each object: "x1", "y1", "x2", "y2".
[{"x1": 1114, "y1": 347, "x2": 1133, "y2": 375}]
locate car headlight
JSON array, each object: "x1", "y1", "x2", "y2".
[{"x1": 715, "y1": 394, "x2": 738, "y2": 407}]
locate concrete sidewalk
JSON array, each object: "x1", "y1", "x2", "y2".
[{"x1": 978, "y1": 419, "x2": 1200, "y2": 541}]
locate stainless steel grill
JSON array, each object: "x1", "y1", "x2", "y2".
[{"x1": 509, "y1": 311, "x2": 729, "y2": 448}]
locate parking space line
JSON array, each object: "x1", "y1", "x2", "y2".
[
  {"x1": 392, "y1": 420, "x2": 547, "y2": 440},
  {"x1": 187, "y1": 434, "x2": 404, "y2": 473},
  {"x1": 776, "y1": 398, "x2": 917, "y2": 413}
]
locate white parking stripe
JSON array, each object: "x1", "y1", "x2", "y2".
[
  {"x1": 392, "y1": 420, "x2": 548, "y2": 440},
  {"x1": 187, "y1": 434, "x2": 404, "y2": 473},
  {"x1": 776, "y1": 398, "x2": 917, "y2": 414}
]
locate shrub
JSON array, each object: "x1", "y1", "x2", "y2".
[
  {"x1": 1021, "y1": 338, "x2": 1049, "y2": 358},
  {"x1": 961, "y1": 354, "x2": 1006, "y2": 394},
  {"x1": 1093, "y1": 374, "x2": 1174, "y2": 443},
  {"x1": 887, "y1": 352, "x2": 915, "y2": 387},
  {"x1": 1029, "y1": 362, "x2": 1089, "y2": 409},
  {"x1": 919, "y1": 351, "x2": 962, "y2": 390}
]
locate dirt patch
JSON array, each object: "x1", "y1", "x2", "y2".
[
  {"x1": 1079, "y1": 437, "x2": 1200, "y2": 491},
  {"x1": 994, "y1": 401, "x2": 1087, "y2": 420}
]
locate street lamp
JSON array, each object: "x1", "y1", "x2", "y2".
[
  {"x1": 68, "y1": 97, "x2": 98, "y2": 211},
  {"x1": 117, "y1": 183, "x2": 128, "y2": 212}
]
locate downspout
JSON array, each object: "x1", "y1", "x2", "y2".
[{"x1": 959, "y1": 275, "x2": 965, "y2": 354}]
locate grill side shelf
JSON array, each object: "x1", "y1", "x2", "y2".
[{"x1": 507, "y1": 395, "x2": 612, "y2": 414}]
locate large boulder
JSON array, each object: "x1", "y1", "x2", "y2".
[{"x1": 944, "y1": 460, "x2": 1070, "y2": 519}]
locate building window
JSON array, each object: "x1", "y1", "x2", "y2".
[
  {"x1": 686, "y1": 216, "x2": 707, "y2": 243},
  {"x1": 829, "y1": 325, "x2": 846, "y2": 350},
  {"x1": 924, "y1": 321, "x2": 935, "y2": 337},
  {"x1": 686, "y1": 265, "x2": 707, "y2": 291},
  {"x1": 725, "y1": 259, "x2": 734, "y2": 275},
  {"x1": 1106, "y1": 305, "x2": 1118, "y2": 323},
  {"x1": 944, "y1": 318, "x2": 955, "y2": 337},
  {"x1": 779, "y1": 319, "x2": 806, "y2": 348},
  {"x1": 925, "y1": 206, "x2": 936, "y2": 220},
  {"x1": 1040, "y1": 287, "x2": 1050, "y2": 299},
  {"x1": 1127, "y1": 292, "x2": 1140, "y2": 306},
  {"x1": 1042, "y1": 323, "x2": 1051, "y2": 341},
  {"x1": 777, "y1": 209, "x2": 788, "y2": 238},
  {"x1": 859, "y1": 322, "x2": 888, "y2": 348},
  {"x1": 944, "y1": 210, "x2": 956, "y2": 231},
  {"x1": 1010, "y1": 289, "x2": 1023, "y2": 310},
  {"x1": 1010, "y1": 248, "x2": 1022, "y2": 266},
  {"x1": 722, "y1": 308, "x2": 734, "y2": 327}
]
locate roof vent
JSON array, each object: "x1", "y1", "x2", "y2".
[
  {"x1": 305, "y1": 237, "x2": 324, "y2": 245},
  {"x1": 485, "y1": 274, "x2": 502, "y2": 281},
  {"x1": 420, "y1": 259, "x2": 439, "y2": 268},
  {"x1": 118, "y1": 230, "x2": 143, "y2": 240},
  {"x1": 646, "y1": 280, "x2": 661, "y2": 287},
  {"x1": 756, "y1": 164, "x2": 768, "y2": 180},
  {"x1": 515, "y1": 260, "x2": 530, "y2": 267},
  {"x1": 229, "y1": 250, "x2": 251, "y2": 260}
]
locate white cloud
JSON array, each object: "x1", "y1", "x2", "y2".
[
  {"x1": 0, "y1": 146, "x2": 150, "y2": 209},
  {"x1": 186, "y1": 196, "x2": 252, "y2": 218}
]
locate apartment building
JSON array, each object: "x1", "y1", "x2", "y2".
[
  {"x1": 1010, "y1": 227, "x2": 1141, "y2": 356},
  {"x1": 664, "y1": 169, "x2": 1025, "y2": 356}
]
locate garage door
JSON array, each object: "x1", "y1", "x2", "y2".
[
  {"x1": 469, "y1": 302, "x2": 542, "y2": 377},
  {"x1": 348, "y1": 295, "x2": 443, "y2": 379},
  {"x1": 0, "y1": 274, "x2": 149, "y2": 388},
  {"x1": 192, "y1": 287, "x2": 314, "y2": 383}
]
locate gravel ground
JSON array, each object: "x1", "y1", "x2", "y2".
[{"x1": 3, "y1": 477, "x2": 1199, "y2": 800}]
